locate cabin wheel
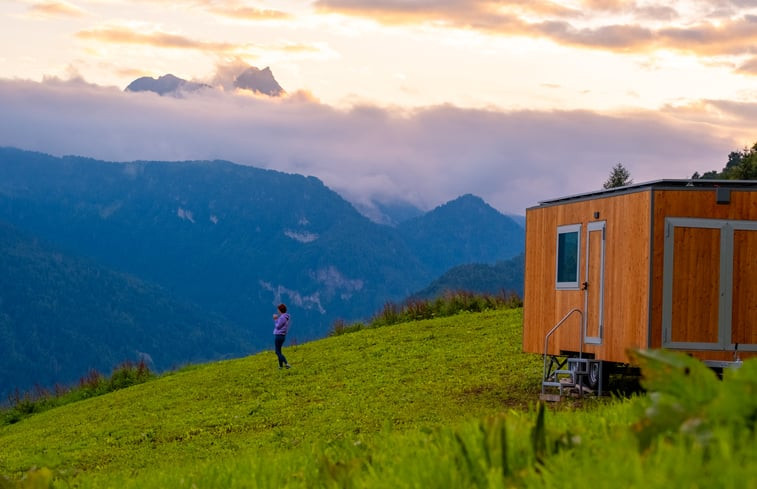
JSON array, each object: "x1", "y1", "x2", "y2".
[{"x1": 588, "y1": 361, "x2": 607, "y2": 391}]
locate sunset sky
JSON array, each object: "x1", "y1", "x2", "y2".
[{"x1": 1, "y1": 0, "x2": 756, "y2": 217}]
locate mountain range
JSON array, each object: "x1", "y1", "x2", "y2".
[
  {"x1": 411, "y1": 254, "x2": 524, "y2": 301},
  {"x1": 0, "y1": 147, "x2": 524, "y2": 397},
  {"x1": 0, "y1": 220, "x2": 248, "y2": 395},
  {"x1": 125, "y1": 66, "x2": 284, "y2": 97}
]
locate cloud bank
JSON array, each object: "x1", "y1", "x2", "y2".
[
  {"x1": 315, "y1": 0, "x2": 757, "y2": 73},
  {"x1": 0, "y1": 77, "x2": 744, "y2": 216}
]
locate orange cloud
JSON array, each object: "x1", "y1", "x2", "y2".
[
  {"x1": 657, "y1": 17, "x2": 757, "y2": 56},
  {"x1": 279, "y1": 43, "x2": 321, "y2": 53},
  {"x1": 736, "y1": 56, "x2": 757, "y2": 76},
  {"x1": 634, "y1": 5, "x2": 678, "y2": 22},
  {"x1": 659, "y1": 99, "x2": 757, "y2": 145},
  {"x1": 27, "y1": 1, "x2": 87, "y2": 18},
  {"x1": 314, "y1": 0, "x2": 757, "y2": 58},
  {"x1": 536, "y1": 20, "x2": 654, "y2": 51},
  {"x1": 207, "y1": 5, "x2": 292, "y2": 21},
  {"x1": 75, "y1": 25, "x2": 324, "y2": 59},
  {"x1": 76, "y1": 26, "x2": 237, "y2": 52}
]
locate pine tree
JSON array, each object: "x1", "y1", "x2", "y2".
[{"x1": 603, "y1": 163, "x2": 632, "y2": 189}]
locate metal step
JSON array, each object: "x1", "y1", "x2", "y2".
[
  {"x1": 539, "y1": 393, "x2": 563, "y2": 402},
  {"x1": 567, "y1": 358, "x2": 590, "y2": 374},
  {"x1": 542, "y1": 358, "x2": 596, "y2": 399}
]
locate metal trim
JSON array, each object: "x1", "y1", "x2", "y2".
[
  {"x1": 584, "y1": 221, "x2": 606, "y2": 345},
  {"x1": 719, "y1": 223, "x2": 733, "y2": 348},
  {"x1": 647, "y1": 189, "x2": 655, "y2": 349},
  {"x1": 555, "y1": 223, "x2": 582, "y2": 290},
  {"x1": 666, "y1": 343, "x2": 757, "y2": 352},
  {"x1": 529, "y1": 179, "x2": 757, "y2": 210}
]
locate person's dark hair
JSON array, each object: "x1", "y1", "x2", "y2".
[{"x1": 277, "y1": 303, "x2": 287, "y2": 313}]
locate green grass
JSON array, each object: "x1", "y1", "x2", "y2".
[
  {"x1": 0, "y1": 308, "x2": 542, "y2": 484},
  {"x1": 2, "y1": 308, "x2": 755, "y2": 488}
]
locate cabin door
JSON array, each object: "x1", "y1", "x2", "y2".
[
  {"x1": 584, "y1": 221, "x2": 605, "y2": 345},
  {"x1": 662, "y1": 218, "x2": 757, "y2": 352}
]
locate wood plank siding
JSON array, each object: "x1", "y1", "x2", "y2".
[
  {"x1": 524, "y1": 183, "x2": 757, "y2": 365},
  {"x1": 523, "y1": 189, "x2": 651, "y2": 363},
  {"x1": 668, "y1": 226, "x2": 720, "y2": 344}
]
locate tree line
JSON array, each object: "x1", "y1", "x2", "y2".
[
  {"x1": 603, "y1": 140, "x2": 757, "y2": 189},
  {"x1": 692, "y1": 140, "x2": 757, "y2": 180}
]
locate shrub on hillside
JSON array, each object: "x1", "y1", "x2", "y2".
[
  {"x1": 330, "y1": 290, "x2": 522, "y2": 336},
  {"x1": 1, "y1": 359, "x2": 154, "y2": 426},
  {"x1": 328, "y1": 319, "x2": 366, "y2": 337}
]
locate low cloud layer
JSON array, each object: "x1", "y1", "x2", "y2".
[{"x1": 0, "y1": 77, "x2": 744, "y2": 215}]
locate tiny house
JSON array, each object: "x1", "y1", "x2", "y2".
[{"x1": 523, "y1": 180, "x2": 757, "y2": 395}]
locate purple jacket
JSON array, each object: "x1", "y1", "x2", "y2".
[{"x1": 273, "y1": 313, "x2": 291, "y2": 335}]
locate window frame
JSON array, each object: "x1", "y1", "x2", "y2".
[{"x1": 555, "y1": 224, "x2": 582, "y2": 290}]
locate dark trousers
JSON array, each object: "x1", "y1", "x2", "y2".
[{"x1": 274, "y1": 334, "x2": 288, "y2": 367}]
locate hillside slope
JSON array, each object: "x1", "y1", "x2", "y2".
[
  {"x1": 0, "y1": 147, "x2": 526, "y2": 397},
  {"x1": 0, "y1": 308, "x2": 539, "y2": 479},
  {"x1": 0, "y1": 220, "x2": 251, "y2": 399}
]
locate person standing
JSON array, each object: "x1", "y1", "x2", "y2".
[{"x1": 273, "y1": 303, "x2": 291, "y2": 369}]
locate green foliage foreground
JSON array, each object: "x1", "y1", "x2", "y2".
[{"x1": 2, "y1": 309, "x2": 756, "y2": 488}]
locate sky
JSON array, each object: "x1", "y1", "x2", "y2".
[{"x1": 1, "y1": 0, "x2": 756, "y2": 218}]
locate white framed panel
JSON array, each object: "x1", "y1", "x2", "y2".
[
  {"x1": 662, "y1": 217, "x2": 757, "y2": 352},
  {"x1": 584, "y1": 221, "x2": 606, "y2": 345}
]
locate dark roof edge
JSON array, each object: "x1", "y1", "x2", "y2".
[{"x1": 534, "y1": 179, "x2": 757, "y2": 207}]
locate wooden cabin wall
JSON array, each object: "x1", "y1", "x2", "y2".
[
  {"x1": 523, "y1": 190, "x2": 652, "y2": 363},
  {"x1": 650, "y1": 188, "x2": 757, "y2": 361}
]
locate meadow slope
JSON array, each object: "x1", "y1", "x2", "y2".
[
  {"x1": 0, "y1": 308, "x2": 541, "y2": 480},
  {"x1": 3, "y1": 308, "x2": 755, "y2": 489}
]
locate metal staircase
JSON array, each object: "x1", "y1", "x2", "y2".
[
  {"x1": 541, "y1": 357, "x2": 593, "y2": 401},
  {"x1": 539, "y1": 308, "x2": 604, "y2": 401}
]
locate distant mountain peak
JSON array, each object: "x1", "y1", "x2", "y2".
[
  {"x1": 397, "y1": 193, "x2": 523, "y2": 276},
  {"x1": 124, "y1": 66, "x2": 285, "y2": 97},
  {"x1": 446, "y1": 193, "x2": 487, "y2": 207},
  {"x1": 418, "y1": 193, "x2": 502, "y2": 222},
  {"x1": 233, "y1": 66, "x2": 284, "y2": 96},
  {"x1": 124, "y1": 74, "x2": 211, "y2": 96}
]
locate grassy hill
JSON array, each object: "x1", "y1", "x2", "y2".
[
  {"x1": 0, "y1": 309, "x2": 540, "y2": 482},
  {"x1": 1, "y1": 308, "x2": 756, "y2": 488}
]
